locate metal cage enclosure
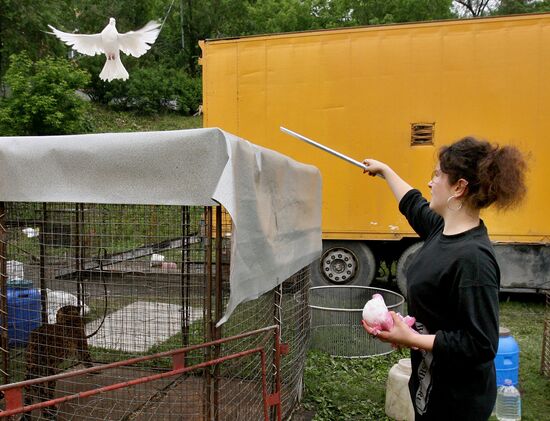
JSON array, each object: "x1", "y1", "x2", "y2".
[{"x1": 0, "y1": 202, "x2": 310, "y2": 420}]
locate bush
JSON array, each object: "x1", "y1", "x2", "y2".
[
  {"x1": 176, "y1": 71, "x2": 202, "y2": 115},
  {"x1": 0, "y1": 52, "x2": 92, "y2": 136},
  {"x1": 78, "y1": 56, "x2": 121, "y2": 104},
  {"x1": 111, "y1": 65, "x2": 201, "y2": 115}
]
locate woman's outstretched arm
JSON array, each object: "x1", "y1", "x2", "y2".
[{"x1": 362, "y1": 159, "x2": 414, "y2": 203}]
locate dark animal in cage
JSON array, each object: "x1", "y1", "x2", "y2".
[{"x1": 22, "y1": 305, "x2": 93, "y2": 420}]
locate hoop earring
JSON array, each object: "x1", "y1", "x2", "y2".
[{"x1": 447, "y1": 195, "x2": 463, "y2": 211}]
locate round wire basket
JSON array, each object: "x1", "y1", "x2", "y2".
[{"x1": 309, "y1": 286, "x2": 405, "y2": 358}]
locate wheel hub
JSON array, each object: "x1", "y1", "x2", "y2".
[{"x1": 321, "y1": 248, "x2": 357, "y2": 284}]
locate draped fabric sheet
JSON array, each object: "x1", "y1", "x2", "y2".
[{"x1": 0, "y1": 128, "x2": 322, "y2": 324}]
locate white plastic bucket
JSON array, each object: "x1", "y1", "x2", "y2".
[{"x1": 385, "y1": 358, "x2": 415, "y2": 421}]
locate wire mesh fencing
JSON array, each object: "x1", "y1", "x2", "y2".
[
  {"x1": 309, "y1": 286, "x2": 405, "y2": 358},
  {"x1": 542, "y1": 290, "x2": 550, "y2": 377},
  {"x1": 0, "y1": 202, "x2": 310, "y2": 420}
]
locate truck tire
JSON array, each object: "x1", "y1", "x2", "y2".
[
  {"x1": 396, "y1": 242, "x2": 423, "y2": 298},
  {"x1": 311, "y1": 241, "x2": 376, "y2": 287}
]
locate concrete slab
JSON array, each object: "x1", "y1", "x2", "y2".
[{"x1": 86, "y1": 301, "x2": 202, "y2": 353}]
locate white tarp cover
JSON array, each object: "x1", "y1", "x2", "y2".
[{"x1": 0, "y1": 128, "x2": 322, "y2": 324}]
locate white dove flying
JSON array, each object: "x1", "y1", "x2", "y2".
[{"x1": 48, "y1": 18, "x2": 161, "y2": 82}]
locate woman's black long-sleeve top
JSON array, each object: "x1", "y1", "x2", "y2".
[{"x1": 399, "y1": 189, "x2": 500, "y2": 421}]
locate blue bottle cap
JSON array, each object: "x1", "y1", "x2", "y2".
[{"x1": 504, "y1": 379, "x2": 513, "y2": 386}]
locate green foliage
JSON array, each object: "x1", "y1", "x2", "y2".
[
  {"x1": 105, "y1": 64, "x2": 201, "y2": 115},
  {"x1": 161, "y1": 0, "x2": 250, "y2": 75},
  {"x1": 87, "y1": 103, "x2": 202, "y2": 132},
  {"x1": 243, "y1": 0, "x2": 323, "y2": 33},
  {"x1": 0, "y1": 0, "x2": 71, "y2": 77},
  {"x1": 4, "y1": 0, "x2": 548, "y2": 116},
  {"x1": 70, "y1": 0, "x2": 160, "y2": 33},
  {"x1": 75, "y1": 59, "x2": 201, "y2": 114},
  {"x1": 303, "y1": 349, "x2": 406, "y2": 420},
  {"x1": 341, "y1": 0, "x2": 454, "y2": 25},
  {"x1": 493, "y1": 0, "x2": 550, "y2": 15},
  {"x1": 235, "y1": 0, "x2": 455, "y2": 32},
  {"x1": 0, "y1": 52, "x2": 91, "y2": 135}
]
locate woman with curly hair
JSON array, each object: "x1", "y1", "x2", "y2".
[{"x1": 362, "y1": 137, "x2": 527, "y2": 420}]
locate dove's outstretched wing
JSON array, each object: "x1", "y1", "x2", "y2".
[
  {"x1": 48, "y1": 25, "x2": 104, "y2": 56},
  {"x1": 118, "y1": 21, "x2": 161, "y2": 58}
]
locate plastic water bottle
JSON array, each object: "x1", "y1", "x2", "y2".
[{"x1": 496, "y1": 379, "x2": 521, "y2": 421}]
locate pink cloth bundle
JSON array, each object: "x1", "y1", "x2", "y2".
[{"x1": 362, "y1": 293, "x2": 416, "y2": 335}]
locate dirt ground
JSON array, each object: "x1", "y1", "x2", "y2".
[{"x1": 21, "y1": 366, "x2": 267, "y2": 420}]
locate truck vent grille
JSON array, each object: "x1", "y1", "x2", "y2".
[{"x1": 411, "y1": 123, "x2": 434, "y2": 145}]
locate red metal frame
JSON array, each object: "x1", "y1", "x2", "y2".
[{"x1": 0, "y1": 325, "x2": 282, "y2": 420}]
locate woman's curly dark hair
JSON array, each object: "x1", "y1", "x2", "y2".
[{"x1": 439, "y1": 137, "x2": 527, "y2": 210}]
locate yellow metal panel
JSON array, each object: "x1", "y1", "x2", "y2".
[
  {"x1": 200, "y1": 41, "x2": 239, "y2": 133},
  {"x1": 201, "y1": 15, "x2": 550, "y2": 243}
]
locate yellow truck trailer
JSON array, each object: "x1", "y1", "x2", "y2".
[{"x1": 200, "y1": 13, "x2": 550, "y2": 293}]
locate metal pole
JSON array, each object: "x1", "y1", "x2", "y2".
[
  {"x1": 204, "y1": 206, "x2": 213, "y2": 421},
  {"x1": 213, "y1": 205, "x2": 223, "y2": 421},
  {"x1": 272, "y1": 285, "x2": 283, "y2": 421},
  {"x1": 74, "y1": 204, "x2": 83, "y2": 308},
  {"x1": 0, "y1": 202, "x2": 9, "y2": 384},
  {"x1": 40, "y1": 203, "x2": 47, "y2": 324},
  {"x1": 181, "y1": 206, "x2": 191, "y2": 363},
  {"x1": 280, "y1": 126, "x2": 384, "y2": 178}
]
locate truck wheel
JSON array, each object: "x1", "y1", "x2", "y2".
[
  {"x1": 396, "y1": 242, "x2": 423, "y2": 298},
  {"x1": 311, "y1": 241, "x2": 376, "y2": 286}
]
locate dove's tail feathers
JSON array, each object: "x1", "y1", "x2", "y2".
[{"x1": 99, "y1": 57, "x2": 129, "y2": 82}]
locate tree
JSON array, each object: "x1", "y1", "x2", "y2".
[
  {"x1": 176, "y1": 0, "x2": 252, "y2": 75},
  {"x1": 493, "y1": 0, "x2": 550, "y2": 14},
  {"x1": 0, "y1": 0, "x2": 72, "y2": 78},
  {"x1": 0, "y1": 52, "x2": 91, "y2": 135},
  {"x1": 452, "y1": 0, "x2": 496, "y2": 17},
  {"x1": 345, "y1": 0, "x2": 454, "y2": 25},
  {"x1": 171, "y1": 0, "x2": 456, "y2": 76}
]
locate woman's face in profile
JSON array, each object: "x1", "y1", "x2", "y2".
[{"x1": 428, "y1": 164, "x2": 453, "y2": 215}]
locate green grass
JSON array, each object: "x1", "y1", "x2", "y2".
[
  {"x1": 302, "y1": 349, "x2": 406, "y2": 420},
  {"x1": 88, "y1": 103, "x2": 202, "y2": 133},
  {"x1": 494, "y1": 295, "x2": 549, "y2": 421},
  {"x1": 302, "y1": 294, "x2": 550, "y2": 421}
]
